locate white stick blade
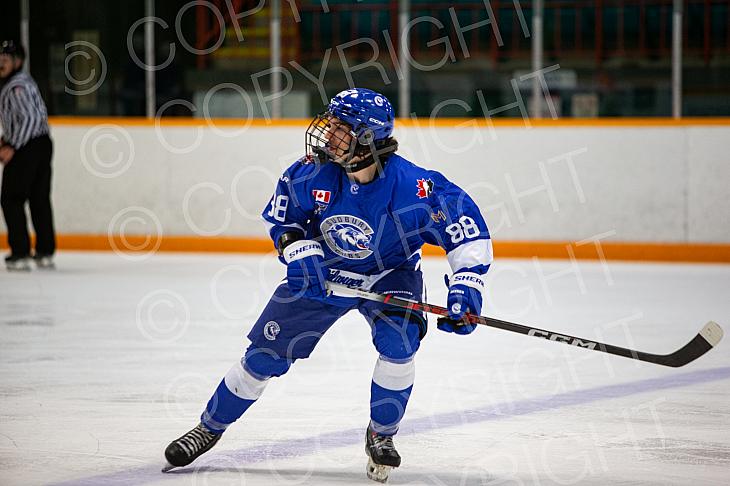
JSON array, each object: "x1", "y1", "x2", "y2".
[{"x1": 700, "y1": 321, "x2": 724, "y2": 347}]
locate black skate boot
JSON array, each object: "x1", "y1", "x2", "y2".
[
  {"x1": 33, "y1": 253, "x2": 55, "y2": 270},
  {"x1": 5, "y1": 254, "x2": 31, "y2": 271},
  {"x1": 162, "y1": 423, "x2": 221, "y2": 472},
  {"x1": 365, "y1": 425, "x2": 401, "y2": 483}
]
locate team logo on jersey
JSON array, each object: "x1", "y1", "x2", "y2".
[
  {"x1": 264, "y1": 321, "x2": 280, "y2": 341},
  {"x1": 320, "y1": 215, "x2": 374, "y2": 260},
  {"x1": 416, "y1": 178, "x2": 434, "y2": 199}
]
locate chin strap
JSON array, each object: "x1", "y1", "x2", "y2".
[{"x1": 343, "y1": 138, "x2": 399, "y2": 173}]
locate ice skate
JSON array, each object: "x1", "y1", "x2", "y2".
[
  {"x1": 33, "y1": 254, "x2": 55, "y2": 270},
  {"x1": 162, "y1": 423, "x2": 221, "y2": 472},
  {"x1": 365, "y1": 425, "x2": 401, "y2": 483},
  {"x1": 5, "y1": 255, "x2": 31, "y2": 271}
]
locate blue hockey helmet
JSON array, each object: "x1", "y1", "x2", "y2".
[
  {"x1": 305, "y1": 88, "x2": 397, "y2": 173},
  {"x1": 327, "y1": 88, "x2": 394, "y2": 142}
]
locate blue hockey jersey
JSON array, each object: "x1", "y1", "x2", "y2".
[{"x1": 262, "y1": 154, "x2": 492, "y2": 287}]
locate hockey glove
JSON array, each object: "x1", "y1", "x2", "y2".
[
  {"x1": 436, "y1": 272, "x2": 485, "y2": 335},
  {"x1": 282, "y1": 239, "x2": 328, "y2": 300}
]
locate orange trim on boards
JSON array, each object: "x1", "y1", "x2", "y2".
[
  {"x1": 2, "y1": 235, "x2": 729, "y2": 263},
  {"x1": 47, "y1": 116, "x2": 730, "y2": 128},
  {"x1": 48, "y1": 117, "x2": 309, "y2": 127}
]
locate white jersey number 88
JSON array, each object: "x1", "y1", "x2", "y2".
[{"x1": 445, "y1": 216, "x2": 480, "y2": 244}]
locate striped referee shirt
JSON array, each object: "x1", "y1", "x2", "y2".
[{"x1": 0, "y1": 71, "x2": 49, "y2": 149}]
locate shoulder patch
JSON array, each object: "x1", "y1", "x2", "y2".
[{"x1": 416, "y1": 178, "x2": 434, "y2": 199}]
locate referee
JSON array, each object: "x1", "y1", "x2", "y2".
[{"x1": 0, "y1": 40, "x2": 55, "y2": 271}]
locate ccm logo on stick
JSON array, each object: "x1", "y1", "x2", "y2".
[{"x1": 528, "y1": 329, "x2": 598, "y2": 349}]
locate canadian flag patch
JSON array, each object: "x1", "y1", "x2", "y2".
[
  {"x1": 312, "y1": 189, "x2": 331, "y2": 203},
  {"x1": 416, "y1": 178, "x2": 434, "y2": 199}
]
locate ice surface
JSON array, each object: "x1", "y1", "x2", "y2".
[{"x1": 1, "y1": 252, "x2": 729, "y2": 485}]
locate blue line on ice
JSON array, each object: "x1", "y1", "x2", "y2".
[{"x1": 50, "y1": 365, "x2": 730, "y2": 486}]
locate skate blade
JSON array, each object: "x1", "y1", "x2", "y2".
[
  {"x1": 161, "y1": 462, "x2": 180, "y2": 473},
  {"x1": 366, "y1": 458, "x2": 392, "y2": 483},
  {"x1": 6, "y1": 265, "x2": 31, "y2": 272}
]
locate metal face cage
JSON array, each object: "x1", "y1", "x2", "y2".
[{"x1": 305, "y1": 112, "x2": 357, "y2": 166}]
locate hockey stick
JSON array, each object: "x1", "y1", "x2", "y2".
[{"x1": 326, "y1": 281, "x2": 723, "y2": 368}]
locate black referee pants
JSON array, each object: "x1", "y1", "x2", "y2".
[{"x1": 1, "y1": 134, "x2": 56, "y2": 257}]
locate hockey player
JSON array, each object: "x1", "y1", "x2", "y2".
[{"x1": 163, "y1": 88, "x2": 492, "y2": 482}]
